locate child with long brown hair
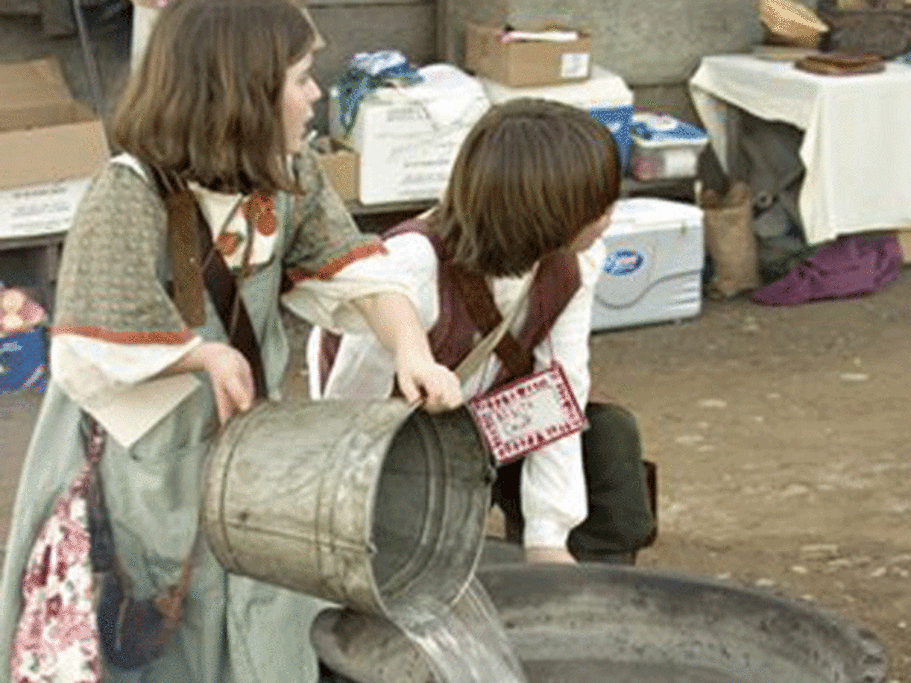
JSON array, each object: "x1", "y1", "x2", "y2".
[
  {"x1": 312, "y1": 98, "x2": 654, "y2": 565},
  {"x1": 0, "y1": 0, "x2": 460, "y2": 681}
]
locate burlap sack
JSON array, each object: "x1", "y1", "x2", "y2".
[{"x1": 700, "y1": 182, "x2": 761, "y2": 300}]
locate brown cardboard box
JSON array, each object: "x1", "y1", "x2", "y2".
[
  {"x1": 315, "y1": 137, "x2": 359, "y2": 204},
  {"x1": 0, "y1": 57, "x2": 109, "y2": 238},
  {"x1": 464, "y1": 23, "x2": 591, "y2": 87}
]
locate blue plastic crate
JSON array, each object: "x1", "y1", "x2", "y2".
[{"x1": 589, "y1": 104, "x2": 633, "y2": 172}]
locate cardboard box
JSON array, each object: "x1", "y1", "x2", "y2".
[
  {"x1": 0, "y1": 57, "x2": 109, "y2": 238},
  {"x1": 465, "y1": 23, "x2": 591, "y2": 87},
  {"x1": 478, "y1": 65, "x2": 635, "y2": 169},
  {"x1": 315, "y1": 137, "x2": 359, "y2": 203},
  {"x1": 329, "y1": 64, "x2": 490, "y2": 205}
]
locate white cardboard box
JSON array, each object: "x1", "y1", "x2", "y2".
[
  {"x1": 477, "y1": 65, "x2": 635, "y2": 169},
  {"x1": 329, "y1": 64, "x2": 490, "y2": 205},
  {"x1": 592, "y1": 198, "x2": 704, "y2": 331}
]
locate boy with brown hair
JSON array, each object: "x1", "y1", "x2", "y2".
[{"x1": 311, "y1": 98, "x2": 655, "y2": 564}]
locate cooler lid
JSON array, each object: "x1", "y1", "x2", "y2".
[
  {"x1": 630, "y1": 112, "x2": 708, "y2": 148},
  {"x1": 606, "y1": 198, "x2": 703, "y2": 236}
]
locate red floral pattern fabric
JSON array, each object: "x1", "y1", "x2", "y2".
[
  {"x1": 243, "y1": 192, "x2": 276, "y2": 236},
  {"x1": 10, "y1": 463, "x2": 102, "y2": 683}
]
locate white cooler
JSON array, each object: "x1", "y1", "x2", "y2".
[{"x1": 591, "y1": 198, "x2": 704, "y2": 331}]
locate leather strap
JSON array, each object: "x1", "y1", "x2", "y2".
[
  {"x1": 451, "y1": 272, "x2": 532, "y2": 386},
  {"x1": 148, "y1": 166, "x2": 268, "y2": 400},
  {"x1": 450, "y1": 265, "x2": 534, "y2": 381},
  {"x1": 82, "y1": 412, "x2": 202, "y2": 627}
]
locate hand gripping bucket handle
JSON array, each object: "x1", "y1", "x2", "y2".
[{"x1": 201, "y1": 398, "x2": 493, "y2": 616}]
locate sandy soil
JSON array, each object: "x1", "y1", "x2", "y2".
[
  {"x1": 1, "y1": 270, "x2": 909, "y2": 681},
  {"x1": 590, "y1": 271, "x2": 911, "y2": 683}
]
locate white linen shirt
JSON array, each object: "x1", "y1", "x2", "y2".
[{"x1": 308, "y1": 232, "x2": 607, "y2": 550}]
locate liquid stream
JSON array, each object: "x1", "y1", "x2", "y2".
[{"x1": 389, "y1": 576, "x2": 528, "y2": 683}]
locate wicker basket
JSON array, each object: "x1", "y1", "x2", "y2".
[
  {"x1": 759, "y1": 0, "x2": 830, "y2": 47},
  {"x1": 817, "y1": 0, "x2": 911, "y2": 56}
]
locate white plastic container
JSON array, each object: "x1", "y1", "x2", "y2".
[
  {"x1": 629, "y1": 112, "x2": 709, "y2": 181},
  {"x1": 592, "y1": 198, "x2": 704, "y2": 331},
  {"x1": 329, "y1": 64, "x2": 490, "y2": 205},
  {"x1": 477, "y1": 65, "x2": 635, "y2": 170}
]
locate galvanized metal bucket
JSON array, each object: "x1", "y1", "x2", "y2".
[{"x1": 201, "y1": 398, "x2": 493, "y2": 616}]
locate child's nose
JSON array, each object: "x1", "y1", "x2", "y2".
[{"x1": 307, "y1": 79, "x2": 322, "y2": 103}]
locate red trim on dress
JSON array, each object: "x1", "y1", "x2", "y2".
[
  {"x1": 51, "y1": 325, "x2": 196, "y2": 345},
  {"x1": 285, "y1": 241, "x2": 387, "y2": 283}
]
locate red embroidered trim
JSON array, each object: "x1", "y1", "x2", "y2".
[
  {"x1": 51, "y1": 326, "x2": 196, "y2": 345},
  {"x1": 285, "y1": 241, "x2": 387, "y2": 283}
]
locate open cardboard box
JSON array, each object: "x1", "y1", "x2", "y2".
[
  {"x1": 314, "y1": 136, "x2": 359, "y2": 204},
  {"x1": 0, "y1": 57, "x2": 109, "y2": 238},
  {"x1": 464, "y1": 23, "x2": 592, "y2": 87}
]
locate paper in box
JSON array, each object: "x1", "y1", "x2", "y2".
[
  {"x1": 465, "y1": 23, "x2": 591, "y2": 87},
  {"x1": 0, "y1": 57, "x2": 109, "y2": 239}
]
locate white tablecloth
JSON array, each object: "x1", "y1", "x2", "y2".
[{"x1": 689, "y1": 54, "x2": 911, "y2": 245}]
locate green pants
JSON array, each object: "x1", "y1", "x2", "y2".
[{"x1": 492, "y1": 403, "x2": 657, "y2": 562}]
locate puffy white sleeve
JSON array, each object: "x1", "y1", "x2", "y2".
[
  {"x1": 520, "y1": 240, "x2": 605, "y2": 549},
  {"x1": 306, "y1": 232, "x2": 439, "y2": 399}
]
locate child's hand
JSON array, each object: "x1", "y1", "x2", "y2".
[
  {"x1": 395, "y1": 356, "x2": 462, "y2": 413},
  {"x1": 197, "y1": 342, "x2": 256, "y2": 424}
]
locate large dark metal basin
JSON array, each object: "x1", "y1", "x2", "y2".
[{"x1": 476, "y1": 562, "x2": 886, "y2": 683}]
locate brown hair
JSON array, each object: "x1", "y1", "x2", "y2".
[
  {"x1": 434, "y1": 98, "x2": 621, "y2": 277},
  {"x1": 110, "y1": 0, "x2": 317, "y2": 194}
]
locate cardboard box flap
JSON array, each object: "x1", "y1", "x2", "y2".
[
  {"x1": 0, "y1": 101, "x2": 108, "y2": 190},
  {"x1": 0, "y1": 97, "x2": 87, "y2": 133},
  {"x1": 0, "y1": 58, "x2": 72, "y2": 105},
  {"x1": 0, "y1": 57, "x2": 69, "y2": 90},
  {"x1": 0, "y1": 57, "x2": 109, "y2": 192},
  {"x1": 501, "y1": 24, "x2": 590, "y2": 40}
]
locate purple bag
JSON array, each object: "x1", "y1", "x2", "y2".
[{"x1": 751, "y1": 234, "x2": 902, "y2": 306}]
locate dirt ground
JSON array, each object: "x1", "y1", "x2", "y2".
[
  {"x1": 1, "y1": 270, "x2": 910, "y2": 681},
  {"x1": 589, "y1": 272, "x2": 911, "y2": 683}
]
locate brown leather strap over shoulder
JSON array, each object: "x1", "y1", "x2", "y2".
[
  {"x1": 450, "y1": 265, "x2": 534, "y2": 380},
  {"x1": 455, "y1": 251, "x2": 583, "y2": 387},
  {"x1": 147, "y1": 167, "x2": 206, "y2": 328},
  {"x1": 147, "y1": 165, "x2": 268, "y2": 399}
]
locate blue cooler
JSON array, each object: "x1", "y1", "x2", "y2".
[{"x1": 477, "y1": 65, "x2": 635, "y2": 170}]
